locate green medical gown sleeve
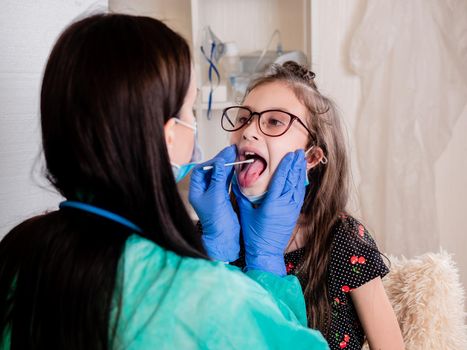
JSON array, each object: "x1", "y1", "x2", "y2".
[
  {"x1": 244, "y1": 269, "x2": 309, "y2": 326},
  {"x1": 0, "y1": 329, "x2": 10, "y2": 350},
  {"x1": 112, "y1": 235, "x2": 329, "y2": 349}
]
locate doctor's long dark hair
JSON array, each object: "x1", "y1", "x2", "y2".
[{"x1": 0, "y1": 14, "x2": 205, "y2": 349}]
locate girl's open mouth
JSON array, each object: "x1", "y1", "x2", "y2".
[{"x1": 237, "y1": 151, "x2": 268, "y2": 188}]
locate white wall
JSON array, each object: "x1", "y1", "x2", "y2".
[
  {"x1": 0, "y1": 0, "x2": 107, "y2": 236},
  {"x1": 109, "y1": 0, "x2": 192, "y2": 45},
  {"x1": 311, "y1": 0, "x2": 467, "y2": 299}
]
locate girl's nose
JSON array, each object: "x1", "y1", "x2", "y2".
[{"x1": 241, "y1": 116, "x2": 261, "y2": 141}]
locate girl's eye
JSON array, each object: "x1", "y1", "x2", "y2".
[
  {"x1": 267, "y1": 118, "x2": 285, "y2": 127},
  {"x1": 263, "y1": 111, "x2": 290, "y2": 128},
  {"x1": 236, "y1": 116, "x2": 248, "y2": 124}
]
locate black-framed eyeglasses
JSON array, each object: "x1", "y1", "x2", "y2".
[{"x1": 221, "y1": 106, "x2": 313, "y2": 138}]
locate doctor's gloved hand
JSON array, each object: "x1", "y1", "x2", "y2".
[
  {"x1": 189, "y1": 145, "x2": 240, "y2": 262},
  {"x1": 232, "y1": 150, "x2": 307, "y2": 276}
]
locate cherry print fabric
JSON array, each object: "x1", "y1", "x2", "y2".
[{"x1": 285, "y1": 216, "x2": 388, "y2": 349}]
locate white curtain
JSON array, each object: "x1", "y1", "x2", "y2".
[{"x1": 349, "y1": 0, "x2": 467, "y2": 256}]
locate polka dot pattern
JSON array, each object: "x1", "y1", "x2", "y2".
[{"x1": 284, "y1": 216, "x2": 389, "y2": 349}]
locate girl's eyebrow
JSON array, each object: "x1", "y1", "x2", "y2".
[
  {"x1": 268, "y1": 107, "x2": 294, "y2": 112},
  {"x1": 253, "y1": 106, "x2": 298, "y2": 114}
]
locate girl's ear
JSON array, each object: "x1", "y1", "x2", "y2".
[
  {"x1": 305, "y1": 146, "x2": 325, "y2": 171},
  {"x1": 164, "y1": 118, "x2": 177, "y2": 152}
]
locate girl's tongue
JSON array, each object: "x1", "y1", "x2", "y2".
[{"x1": 237, "y1": 158, "x2": 266, "y2": 188}]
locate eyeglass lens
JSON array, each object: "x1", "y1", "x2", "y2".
[{"x1": 222, "y1": 107, "x2": 292, "y2": 136}]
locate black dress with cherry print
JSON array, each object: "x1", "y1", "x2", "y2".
[{"x1": 231, "y1": 215, "x2": 389, "y2": 350}]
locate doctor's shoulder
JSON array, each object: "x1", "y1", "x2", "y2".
[{"x1": 118, "y1": 234, "x2": 329, "y2": 350}]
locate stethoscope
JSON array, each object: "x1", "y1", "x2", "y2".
[{"x1": 59, "y1": 200, "x2": 142, "y2": 233}]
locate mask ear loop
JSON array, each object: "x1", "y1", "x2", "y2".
[
  {"x1": 304, "y1": 145, "x2": 314, "y2": 156},
  {"x1": 304, "y1": 145, "x2": 328, "y2": 165}
]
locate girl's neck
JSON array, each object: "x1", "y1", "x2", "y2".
[{"x1": 285, "y1": 223, "x2": 306, "y2": 253}]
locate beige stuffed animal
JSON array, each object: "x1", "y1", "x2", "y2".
[{"x1": 363, "y1": 251, "x2": 466, "y2": 349}]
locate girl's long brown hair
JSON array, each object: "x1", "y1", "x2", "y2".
[{"x1": 245, "y1": 61, "x2": 350, "y2": 335}]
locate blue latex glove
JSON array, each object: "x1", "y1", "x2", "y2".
[
  {"x1": 232, "y1": 150, "x2": 307, "y2": 276},
  {"x1": 189, "y1": 145, "x2": 240, "y2": 262}
]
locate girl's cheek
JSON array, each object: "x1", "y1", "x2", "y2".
[
  {"x1": 268, "y1": 154, "x2": 282, "y2": 174},
  {"x1": 230, "y1": 133, "x2": 240, "y2": 145},
  {"x1": 270, "y1": 149, "x2": 293, "y2": 174}
]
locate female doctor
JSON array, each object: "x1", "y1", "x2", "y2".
[{"x1": 0, "y1": 13, "x2": 327, "y2": 349}]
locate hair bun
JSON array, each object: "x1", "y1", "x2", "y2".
[{"x1": 282, "y1": 61, "x2": 316, "y2": 87}]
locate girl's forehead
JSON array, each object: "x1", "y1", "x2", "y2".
[{"x1": 244, "y1": 81, "x2": 308, "y2": 117}]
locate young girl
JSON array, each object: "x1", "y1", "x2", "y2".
[{"x1": 223, "y1": 61, "x2": 404, "y2": 350}]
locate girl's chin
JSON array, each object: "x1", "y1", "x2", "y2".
[{"x1": 240, "y1": 182, "x2": 269, "y2": 196}]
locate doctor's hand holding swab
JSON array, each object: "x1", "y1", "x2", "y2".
[{"x1": 189, "y1": 145, "x2": 242, "y2": 262}]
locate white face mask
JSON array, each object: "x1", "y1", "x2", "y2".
[
  {"x1": 243, "y1": 191, "x2": 268, "y2": 205},
  {"x1": 170, "y1": 118, "x2": 202, "y2": 183}
]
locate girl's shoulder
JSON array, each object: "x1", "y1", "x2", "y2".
[
  {"x1": 331, "y1": 214, "x2": 379, "y2": 251},
  {"x1": 328, "y1": 215, "x2": 389, "y2": 291}
]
